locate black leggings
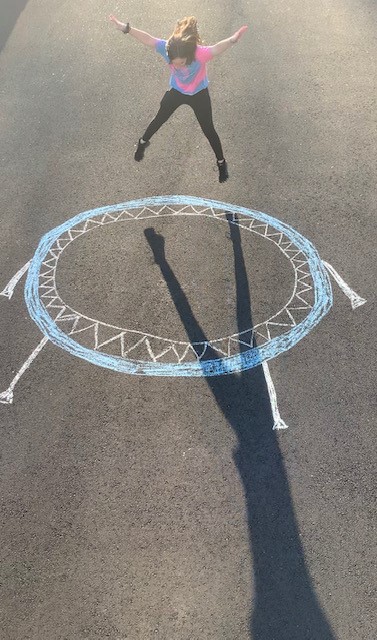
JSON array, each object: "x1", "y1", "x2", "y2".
[{"x1": 142, "y1": 88, "x2": 224, "y2": 161}]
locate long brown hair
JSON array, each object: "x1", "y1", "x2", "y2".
[{"x1": 166, "y1": 16, "x2": 202, "y2": 65}]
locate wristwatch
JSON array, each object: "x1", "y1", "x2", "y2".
[{"x1": 122, "y1": 23, "x2": 130, "y2": 34}]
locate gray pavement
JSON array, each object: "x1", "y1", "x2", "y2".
[{"x1": 0, "y1": 1, "x2": 376, "y2": 638}]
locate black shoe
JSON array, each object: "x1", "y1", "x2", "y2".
[
  {"x1": 217, "y1": 159, "x2": 229, "y2": 183},
  {"x1": 134, "y1": 139, "x2": 150, "y2": 162}
]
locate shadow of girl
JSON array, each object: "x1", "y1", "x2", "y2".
[{"x1": 144, "y1": 220, "x2": 335, "y2": 639}]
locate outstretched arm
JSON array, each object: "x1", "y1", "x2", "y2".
[
  {"x1": 210, "y1": 25, "x2": 248, "y2": 57},
  {"x1": 109, "y1": 15, "x2": 158, "y2": 48}
]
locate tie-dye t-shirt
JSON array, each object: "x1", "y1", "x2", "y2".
[{"x1": 155, "y1": 39, "x2": 213, "y2": 96}]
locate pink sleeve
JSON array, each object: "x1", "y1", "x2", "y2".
[{"x1": 196, "y1": 46, "x2": 213, "y2": 63}]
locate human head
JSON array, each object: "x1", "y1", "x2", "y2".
[{"x1": 166, "y1": 16, "x2": 201, "y2": 66}]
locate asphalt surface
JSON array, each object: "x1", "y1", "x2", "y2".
[{"x1": 0, "y1": 1, "x2": 376, "y2": 638}]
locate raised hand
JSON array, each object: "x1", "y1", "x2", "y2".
[
  {"x1": 144, "y1": 228, "x2": 166, "y2": 264},
  {"x1": 232, "y1": 25, "x2": 248, "y2": 43},
  {"x1": 109, "y1": 15, "x2": 127, "y2": 31}
]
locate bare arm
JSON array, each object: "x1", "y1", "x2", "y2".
[
  {"x1": 210, "y1": 25, "x2": 248, "y2": 57},
  {"x1": 109, "y1": 15, "x2": 158, "y2": 48}
]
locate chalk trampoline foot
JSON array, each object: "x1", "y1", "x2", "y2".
[
  {"x1": 351, "y1": 296, "x2": 367, "y2": 310},
  {"x1": 273, "y1": 418, "x2": 289, "y2": 430},
  {"x1": 0, "y1": 389, "x2": 14, "y2": 405}
]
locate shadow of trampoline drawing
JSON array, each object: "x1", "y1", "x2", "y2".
[{"x1": 144, "y1": 216, "x2": 336, "y2": 639}]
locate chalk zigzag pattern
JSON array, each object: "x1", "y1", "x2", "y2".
[{"x1": 36, "y1": 204, "x2": 315, "y2": 365}]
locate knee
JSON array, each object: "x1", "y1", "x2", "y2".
[{"x1": 200, "y1": 123, "x2": 217, "y2": 138}]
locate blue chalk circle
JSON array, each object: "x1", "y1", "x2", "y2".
[{"x1": 25, "y1": 196, "x2": 333, "y2": 377}]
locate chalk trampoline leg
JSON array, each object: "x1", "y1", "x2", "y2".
[
  {"x1": 1, "y1": 261, "x2": 31, "y2": 300},
  {"x1": 262, "y1": 361, "x2": 289, "y2": 430},
  {"x1": 323, "y1": 261, "x2": 366, "y2": 309},
  {"x1": 0, "y1": 336, "x2": 49, "y2": 405}
]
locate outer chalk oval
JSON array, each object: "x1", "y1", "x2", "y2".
[{"x1": 25, "y1": 196, "x2": 333, "y2": 377}]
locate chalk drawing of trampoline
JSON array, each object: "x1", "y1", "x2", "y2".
[{"x1": 0, "y1": 196, "x2": 366, "y2": 427}]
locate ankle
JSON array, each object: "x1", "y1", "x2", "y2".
[{"x1": 217, "y1": 158, "x2": 229, "y2": 182}]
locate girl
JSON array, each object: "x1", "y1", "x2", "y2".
[{"x1": 109, "y1": 15, "x2": 248, "y2": 183}]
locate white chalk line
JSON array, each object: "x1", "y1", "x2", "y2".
[
  {"x1": 0, "y1": 261, "x2": 31, "y2": 299},
  {"x1": 0, "y1": 336, "x2": 49, "y2": 405},
  {"x1": 262, "y1": 361, "x2": 289, "y2": 430},
  {"x1": 323, "y1": 261, "x2": 366, "y2": 309}
]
